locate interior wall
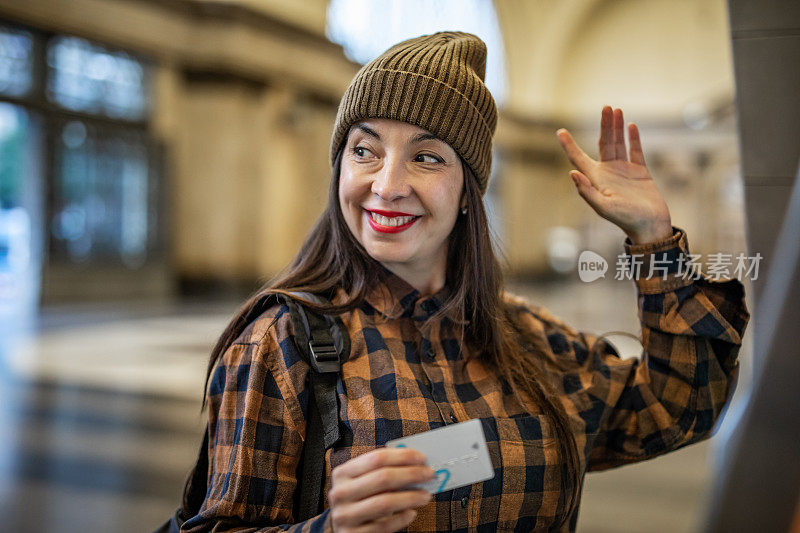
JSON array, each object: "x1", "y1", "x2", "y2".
[
  {"x1": 494, "y1": 0, "x2": 733, "y2": 121},
  {"x1": 221, "y1": 0, "x2": 329, "y2": 35},
  {"x1": 728, "y1": 0, "x2": 800, "y2": 303},
  {"x1": 494, "y1": 0, "x2": 743, "y2": 277},
  {"x1": 0, "y1": 0, "x2": 751, "y2": 293},
  {"x1": 0, "y1": 0, "x2": 355, "y2": 296},
  {"x1": 704, "y1": 4, "x2": 800, "y2": 527},
  {"x1": 553, "y1": 0, "x2": 734, "y2": 121}
]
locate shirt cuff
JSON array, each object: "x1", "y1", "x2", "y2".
[
  {"x1": 323, "y1": 511, "x2": 334, "y2": 533},
  {"x1": 622, "y1": 225, "x2": 696, "y2": 294}
]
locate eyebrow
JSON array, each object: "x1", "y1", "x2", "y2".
[{"x1": 354, "y1": 124, "x2": 441, "y2": 145}]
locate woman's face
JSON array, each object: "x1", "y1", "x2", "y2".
[{"x1": 338, "y1": 118, "x2": 464, "y2": 285}]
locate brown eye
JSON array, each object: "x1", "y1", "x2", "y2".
[
  {"x1": 415, "y1": 153, "x2": 442, "y2": 164},
  {"x1": 352, "y1": 146, "x2": 372, "y2": 158}
]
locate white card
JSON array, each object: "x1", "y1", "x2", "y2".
[{"x1": 386, "y1": 418, "x2": 495, "y2": 494}]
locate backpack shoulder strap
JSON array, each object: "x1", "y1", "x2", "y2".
[
  {"x1": 283, "y1": 291, "x2": 349, "y2": 521},
  {"x1": 283, "y1": 291, "x2": 350, "y2": 376},
  {"x1": 164, "y1": 293, "x2": 349, "y2": 531}
]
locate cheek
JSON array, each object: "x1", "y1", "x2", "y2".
[
  {"x1": 442, "y1": 180, "x2": 464, "y2": 232},
  {"x1": 421, "y1": 187, "x2": 460, "y2": 242},
  {"x1": 337, "y1": 178, "x2": 347, "y2": 211},
  {"x1": 338, "y1": 168, "x2": 367, "y2": 206},
  {"x1": 338, "y1": 170, "x2": 367, "y2": 237},
  {"x1": 338, "y1": 172, "x2": 357, "y2": 213},
  {"x1": 434, "y1": 179, "x2": 463, "y2": 222}
]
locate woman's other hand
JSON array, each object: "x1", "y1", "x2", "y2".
[
  {"x1": 556, "y1": 106, "x2": 673, "y2": 245},
  {"x1": 327, "y1": 447, "x2": 435, "y2": 532}
]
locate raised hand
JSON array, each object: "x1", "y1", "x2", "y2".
[{"x1": 556, "y1": 106, "x2": 673, "y2": 245}]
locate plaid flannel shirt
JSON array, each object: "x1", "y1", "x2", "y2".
[{"x1": 181, "y1": 226, "x2": 750, "y2": 532}]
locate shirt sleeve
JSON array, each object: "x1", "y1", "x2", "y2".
[
  {"x1": 180, "y1": 304, "x2": 332, "y2": 533},
  {"x1": 530, "y1": 226, "x2": 750, "y2": 472}
]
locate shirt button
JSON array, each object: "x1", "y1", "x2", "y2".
[
  {"x1": 460, "y1": 496, "x2": 468, "y2": 508},
  {"x1": 450, "y1": 414, "x2": 458, "y2": 423}
]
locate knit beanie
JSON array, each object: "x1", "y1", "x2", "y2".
[{"x1": 329, "y1": 31, "x2": 498, "y2": 194}]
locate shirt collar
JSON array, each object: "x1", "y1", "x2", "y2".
[{"x1": 363, "y1": 264, "x2": 450, "y2": 321}]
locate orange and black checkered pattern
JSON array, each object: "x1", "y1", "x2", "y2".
[{"x1": 181, "y1": 226, "x2": 749, "y2": 532}]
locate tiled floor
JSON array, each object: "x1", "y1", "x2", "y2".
[{"x1": 0, "y1": 277, "x2": 752, "y2": 532}]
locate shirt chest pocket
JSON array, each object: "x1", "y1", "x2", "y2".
[{"x1": 492, "y1": 414, "x2": 561, "y2": 531}]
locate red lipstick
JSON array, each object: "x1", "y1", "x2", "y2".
[
  {"x1": 364, "y1": 209, "x2": 420, "y2": 234},
  {"x1": 368, "y1": 209, "x2": 416, "y2": 217}
]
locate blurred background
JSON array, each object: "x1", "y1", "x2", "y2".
[{"x1": 0, "y1": 0, "x2": 797, "y2": 531}]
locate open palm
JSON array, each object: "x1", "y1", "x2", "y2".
[{"x1": 556, "y1": 106, "x2": 672, "y2": 245}]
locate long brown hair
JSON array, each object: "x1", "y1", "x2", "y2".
[{"x1": 202, "y1": 142, "x2": 582, "y2": 525}]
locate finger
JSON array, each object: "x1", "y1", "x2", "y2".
[
  {"x1": 556, "y1": 128, "x2": 595, "y2": 173},
  {"x1": 328, "y1": 465, "x2": 435, "y2": 505},
  {"x1": 613, "y1": 108, "x2": 627, "y2": 160},
  {"x1": 331, "y1": 448, "x2": 426, "y2": 481},
  {"x1": 570, "y1": 170, "x2": 606, "y2": 208},
  {"x1": 332, "y1": 489, "x2": 431, "y2": 527},
  {"x1": 598, "y1": 105, "x2": 615, "y2": 161},
  {"x1": 349, "y1": 509, "x2": 417, "y2": 533},
  {"x1": 628, "y1": 123, "x2": 646, "y2": 165},
  {"x1": 371, "y1": 508, "x2": 418, "y2": 528}
]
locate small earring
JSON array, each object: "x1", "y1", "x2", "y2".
[{"x1": 461, "y1": 207, "x2": 467, "y2": 215}]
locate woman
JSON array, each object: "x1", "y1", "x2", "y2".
[{"x1": 179, "y1": 31, "x2": 749, "y2": 532}]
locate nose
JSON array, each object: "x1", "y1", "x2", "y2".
[{"x1": 371, "y1": 157, "x2": 411, "y2": 202}]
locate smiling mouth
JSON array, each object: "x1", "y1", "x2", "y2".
[{"x1": 365, "y1": 209, "x2": 421, "y2": 233}]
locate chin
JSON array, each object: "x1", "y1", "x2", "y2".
[{"x1": 365, "y1": 248, "x2": 412, "y2": 266}]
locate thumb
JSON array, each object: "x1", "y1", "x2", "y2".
[{"x1": 570, "y1": 170, "x2": 604, "y2": 207}]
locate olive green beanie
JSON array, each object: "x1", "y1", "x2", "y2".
[{"x1": 329, "y1": 31, "x2": 498, "y2": 194}]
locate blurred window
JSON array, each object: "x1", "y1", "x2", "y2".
[
  {"x1": 0, "y1": 102, "x2": 27, "y2": 209},
  {"x1": 0, "y1": 103, "x2": 31, "y2": 276},
  {"x1": 0, "y1": 22, "x2": 160, "y2": 277},
  {"x1": 0, "y1": 25, "x2": 33, "y2": 98},
  {"x1": 325, "y1": 0, "x2": 507, "y2": 105},
  {"x1": 52, "y1": 121, "x2": 151, "y2": 268},
  {"x1": 47, "y1": 36, "x2": 148, "y2": 120},
  {"x1": 0, "y1": 98, "x2": 39, "y2": 311}
]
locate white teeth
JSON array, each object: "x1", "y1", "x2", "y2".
[{"x1": 369, "y1": 212, "x2": 416, "y2": 227}]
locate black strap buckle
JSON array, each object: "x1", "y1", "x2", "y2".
[
  {"x1": 309, "y1": 339, "x2": 338, "y2": 362},
  {"x1": 308, "y1": 339, "x2": 340, "y2": 373}
]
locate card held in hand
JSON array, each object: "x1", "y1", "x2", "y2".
[{"x1": 386, "y1": 418, "x2": 495, "y2": 494}]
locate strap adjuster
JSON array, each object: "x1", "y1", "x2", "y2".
[
  {"x1": 309, "y1": 340, "x2": 338, "y2": 362},
  {"x1": 308, "y1": 340, "x2": 340, "y2": 373}
]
